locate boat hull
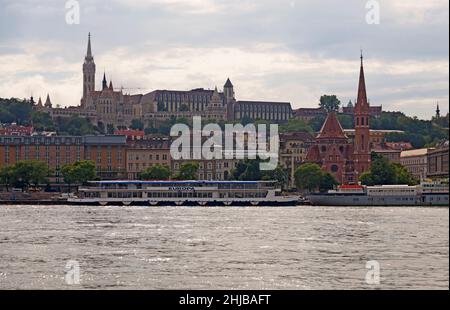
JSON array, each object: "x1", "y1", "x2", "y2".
[
  {"x1": 67, "y1": 196, "x2": 300, "y2": 207},
  {"x1": 307, "y1": 193, "x2": 449, "y2": 207}
]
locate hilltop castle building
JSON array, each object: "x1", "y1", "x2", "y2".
[
  {"x1": 306, "y1": 54, "x2": 372, "y2": 184},
  {"x1": 34, "y1": 34, "x2": 292, "y2": 129}
]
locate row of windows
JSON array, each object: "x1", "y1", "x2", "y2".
[
  {"x1": 173, "y1": 162, "x2": 237, "y2": 170},
  {"x1": 199, "y1": 173, "x2": 223, "y2": 180},
  {"x1": 2, "y1": 150, "x2": 123, "y2": 165},
  {"x1": 0, "y1": 138, "x2": 83, "y2": 145},
  {"x1": 128, "y1": 162, "x2": 166, "y2": 171},
  {"x1": 282, "y1": 149, "x2": 305, "y2": 155},
  {"x1": 128, "y1": 154, "x2": 168, "y2": 161},
  {"x1": 147, "y1": 192, "x2": 213, "y2": 198},
  {"x1": 158, "y1": 93, "x2": 210, "y2": 103},
  {"x1": 160, "y1": 101, "x2": 217, "y2": 112},
  {"x1": 402, "y1": 159, "x2": 426, "y2": 165},
  {"x1": 236, "y1": 104, "x2": 291, "y2": 113},
  {"x1": 236, "y1": 111, "x2": 290, "y2": 121},
  {"x1": 320, "y1": 145, "x2": 346, "y2": 153}
]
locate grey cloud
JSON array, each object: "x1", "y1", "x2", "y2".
[{"x1": 0, "y1": 0, "x2": 448, "y2": 118}]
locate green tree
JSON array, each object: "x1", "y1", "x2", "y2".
[
  {"x1": 174, "y1": 163, "x2": 199, "y2": 180},
  {"x1": 231, "y1": 159, "x2": 288, "y2": 185},
  {"x1": 62, "y1": 161, "x2": 96, "y2": 191},
  {"x1": 433, "y1": 113, "x2": 449, "y2": 128},
  {"x1": 371, "y1": 111, "x2": 448, "y2": 149},
  {"x1": 310, "y1": 114, "x2": 327, "y2": 131},
  {"x1": 72, "y1": 161, "x2": 96, "y2": 186},
  {"x1": 61, "y1": 164, "x2": 77, "y2": 192},
  {"x1": 294, "y1": 163, "x2": 323, "y2": 192},
  {"x1": 319, "y1": 172, "x2": 339, "y2": 192},
  {"x1": 280, "y1": 118, "x2": 314, "y2": 133},
  {"x1": 130, "y1": 119, "x2": 144, "y2": 130},
  {"x1": 0, "y1": 166, "x2": 13, "y2": 191},
  {"x1": 262, "y1": 165, "x2": 289, "y2": 188},
  {"x1": 359, "y1": 157, "x2": 415, "y2": 186},
  {"x1": 31, "y1": 111, "x2": 55, "y2": 132},
  {"x1": 367, "y1": 156, "x2": 396, "y2": 185},
  {"x1": 0, "y1": 98, "x2": 33, "y2": 125},
  {"x1": 385, "y1": 132, "x2": 426, "y2": 149},
  {"x1": 139, "y1": 165, "x2": 171, "y2": 180},
  {"x1": 232, "y1": 159, "x2": 262, "y2": 181},
  {"x1": 319, "y1": 95, "x2": 341, "y2": 113},
  {"x1": 392, "y1": 163, "x2": 418, "y2": 185},
  {"x1": 359, "y1": 171, "x2": 374, "y2": 186},
  {"x1": 10, "y1": 160, "x2": 49, "y2": 190},
  {"x1": 337, "y1": 114, "x2": 354, "y2": 129},
  {"x1": 56, "y1": 115, "x2": 98, "y2": 136}
]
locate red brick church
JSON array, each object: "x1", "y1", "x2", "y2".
[{"x1": 306, "y1": 54, "x2": 371, "y2": 184}]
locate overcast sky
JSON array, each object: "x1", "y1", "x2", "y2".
[{"x1": 0, "y1": 0, "x2": 448, "y2": 119}]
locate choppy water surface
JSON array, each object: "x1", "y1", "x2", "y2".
[{"x1": 0, "y1": 205, "x2": 448, "y2": 290}]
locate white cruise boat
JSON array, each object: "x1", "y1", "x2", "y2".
[
  {"x1": 68, "y1": 180, "x2": 300, "y2": 207},
  {"x1": 307, "y1": 182, "x2": 449, "y2": 206}
]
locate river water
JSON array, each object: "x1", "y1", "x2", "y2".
[{"x1": 0, "y1": 205, "x2": 448, "y2": 290}]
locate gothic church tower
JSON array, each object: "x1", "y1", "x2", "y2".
[
  {"x1": 82, "y1": 33, "x2": 96, "y2": 107},
  {"x1": 353, "y1": 53, "x2": 371, "y2": 178}
]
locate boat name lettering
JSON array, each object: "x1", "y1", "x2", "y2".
[{"x1": 169, "y1": 186, "x2": 195, "y2": 191}]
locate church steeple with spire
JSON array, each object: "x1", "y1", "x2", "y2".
[
  {"x1": 436, "y1": 103, "x2": 441, "y2": 118},
  {"x1": 102, "y1": 72, "x2": 108, "y2": 90},
  {"x1": 82, "y1": 32, "x2": 96, "y2": 105},
  {"x1": 44, "y1": 93, "x2": 52, "y2": 108},
  {"x1": 353, "y1": 51, "x2": 371, "y2": 178}
]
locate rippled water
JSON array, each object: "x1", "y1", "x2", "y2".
[{"x1": 0, "y1": 205, "x2": 448, "y2": 290}]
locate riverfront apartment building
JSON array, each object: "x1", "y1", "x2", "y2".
[
  {"x1": 400, "y1": 148, "x2": 433, "y2": 180},
  {"x1": 172, "y1": 156, "x2": 240, "y2": 181},
  {"x1": 427, "y1": 141, "x2": 449, "y2": 180},
  {"x1": 0, "y1": 135, "x2": 127, "y2": 184},
  {"x1": 126, "y1": 137, "x2": 172, "y2": 180}
]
